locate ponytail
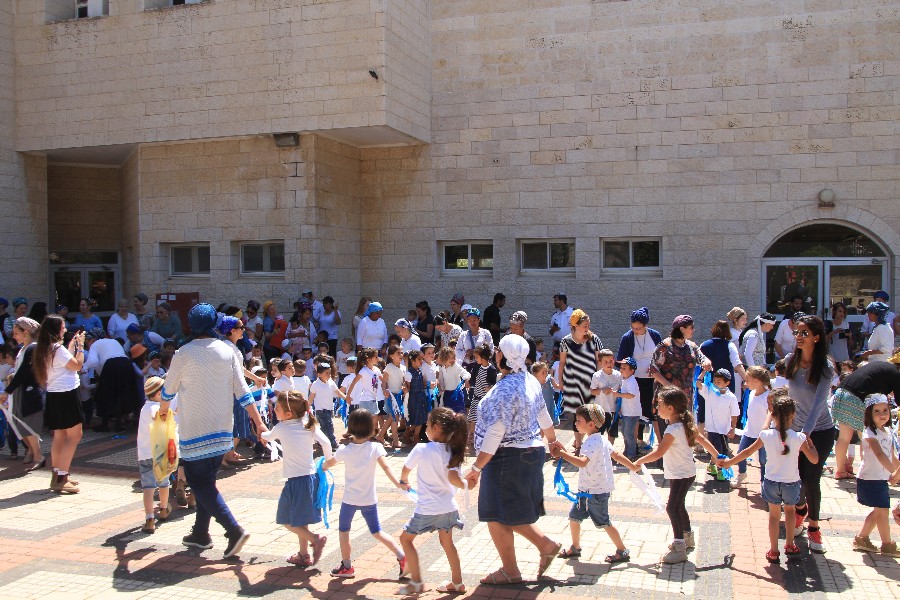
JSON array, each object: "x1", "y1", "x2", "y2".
[
  {"x1": 429, "y1": 407, "x2": 467, "y2": 469},
  {"x1": 658, "y1": 387, "x2": 699, "y2": 447},
  {"x1": 771, "y1": 395, "x2": 796, "y2": 455}
]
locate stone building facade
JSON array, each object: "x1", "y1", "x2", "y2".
[{"x1": 1, "y1": 0, "x2": 898, "y2": 346}]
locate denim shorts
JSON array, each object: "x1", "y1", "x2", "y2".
[
  {"x1": 568, "y1": 493, "x2": 611, "y2": 528},
  {"x1": 339, "y1": 503, "x2": 381, "y2": 533},
  {"x1": 138, "y1": 459, "x2": 171, "y2": 490},
  {"x1": 403, "y1": 511, "x2": 464, "y2": 535},
  {"x1": 761, "y1": 478, "x2": 801, "y2": 506},
  {"x1": 354, "y1": 401, "x2": 378, "y2": 415}
]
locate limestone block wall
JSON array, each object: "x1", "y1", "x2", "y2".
[
  {"x1": 384, "y1": 0, "x2": 431, "y2": 142},
  {"x1": 0, "y1": 4, "x2": 47, "y2": 301},
  {"x1": 14, "y1": 0, "x2": 431, "y2": 151},
  {"x1": 47, "y1": 165, "x2": 122, "y2": 252},
  {"x1": 353, "y1": 0, "x2": 900, "y2": 345}
]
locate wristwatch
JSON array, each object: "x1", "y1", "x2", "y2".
[{"x1": 471, "y1": 464, "x2": 482, "y2": 473}]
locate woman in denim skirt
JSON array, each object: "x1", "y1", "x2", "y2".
[{"x1": 465, "y1": 334, "x2": 563, "y2": 585}]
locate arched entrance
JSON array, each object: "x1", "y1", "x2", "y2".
[{"x1": 761, "y1": 223, "x2": 889, "y2": 328}]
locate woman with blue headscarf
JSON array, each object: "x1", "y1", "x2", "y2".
[
  {"x1": 616, "y1": 307, "x2": 662, "y2": 447},
  {"x1": 860, "y1": 301, "x2": 893, "y2": 362},
  {"x1": 356, "y1": 301, "x2": 388, "y2": 355}
]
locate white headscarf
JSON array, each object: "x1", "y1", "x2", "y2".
[{"x1": 499, "y1": 333, "x2": 528, "y2": 373}]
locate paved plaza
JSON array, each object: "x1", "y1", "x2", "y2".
[{"x1": 0, "y1": 425, "x2": 897, "y2": 600}]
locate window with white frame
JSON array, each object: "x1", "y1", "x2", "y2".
[
  {"x1": 520, "y1": 240, "x2": 575, "y2": 272},
  {"x1": 442, "y1": 242, "x2": 493, "y2": 273},
  {"x1": 602, "y1": 238, "x2": 661, "y2": 271},
  {"x1": 170, "y1": 244, "x2": 210, "y2": 276},
  {"x1": 240, "y1": 242, "x2": 285, "y2": 275},
  {"x1": 75, "y1": 0, "x2": 108, "y2": 18}
]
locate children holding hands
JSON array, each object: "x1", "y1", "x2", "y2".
[{"x1": 549, "y1": 404, "x2": 640, "y2": 564}]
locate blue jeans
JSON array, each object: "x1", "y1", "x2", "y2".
[
  {"x1": 183, "y1": 453, "x2": 241, "y2": 536},
  {"x1": 316, "y1": 409, "x2": 337, "y2": 449},
  {"x1": 737, "y1": 435, "x2": 767, "y2": 478},
  {"x1": 621, "y1": 416, "x2": 639, "y2": 459}
]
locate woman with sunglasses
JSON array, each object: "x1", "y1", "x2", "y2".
[{"x1": 784, "y1": 315, "x2": 835, "y2": 554}]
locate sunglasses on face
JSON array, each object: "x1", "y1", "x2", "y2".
[{"x1": 792, "y1": 330, "x2": 812, "y2": 338}]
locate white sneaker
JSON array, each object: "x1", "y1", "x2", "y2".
[{"x1": 729, "y1": 473, "x2": 747, "y2": 488}]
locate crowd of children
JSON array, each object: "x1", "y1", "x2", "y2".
[{"x1": 2, "y1": 293, "x2": 899, "y2": 592}]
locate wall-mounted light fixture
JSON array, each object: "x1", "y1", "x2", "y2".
[
  {"x1": 818, "y1": 188, "x2": 835, "y2": 208},
  {"x1": 273, "y1": 133, "x2": 300, "y2": 147}
]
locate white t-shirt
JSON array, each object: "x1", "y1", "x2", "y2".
[
  {"x1": 662, "y1": 422, "x2": 696, "y2": 480},
  {"x1": 357, "y1": 317, "x2": 388, "y2": 350},
  {"x1": 262, "y1": 418, "x2": 333, "y2": 479},
  {"x1": 590, "y1": 368, "x2": 622, "y2": 413},
  {"x1": 550, "y1": 306, "x2": 574, "y2": 344},
  {"x1": 577, "y1": 433, "x2": 615, "y2": 494},
  {"x1": 867, "y1": 324, "x2": 894, "y2": 362},
  {"x1": 46, "y1": 344, "x2": 79, "y2": 392},
  {"x1": 743, "y1": 390, "x2": 769, "y2": 438},
  {"x1": 774, "y1": 319, "x2": 796, "y2": 357},
  {"x1": 400, "y1": 334, "x2": 422, "y2": 355},
  {"x1": 137, "y1": 400, "x2": 162, "y2": 461},
  {"x1": 631, "y1": 331, "x2": 656, "y2": 378},
  {"x1": 293, "y1": 374, "x2": 312, "y2": 397},
  {"x1": 309, "y1": 377, "x2": 341, "y2": 412},
  {"x1": 404, "y1": 441, "x2": 459, "y2": 515},
  {"x1": 858, "y1": 427, "x2": 895, "y2": 481},
  {"x1": 619, "y1": 375, "x2": 642, "y2": 417},
  {"x1": 700, "y1": 386, "x2": 739, "y2": 435},
  {"x1": 773, "y1": 375, "x2": 788, "y2": 388},
  {"x1": 107, "y1": 312, "x2": 139, "y2": 342},
  {"x1": 422, "y1": 361, "x2": 438, "y2": 387},
  {"x1": 272, "y1": 375, "x2": 295, "y2": 394},
  {"x1": 352, "y1": 366, "x2": 381, "y2": 403},
  {"x1": 759, "y1": 428, "x2": 806, "y2": 483},
  {"x1": 318, "y1": 309, "x2": 341, "y2": 340},
  {"x1": 334, "y1": 441, "x2": 386, "y2": 505},
  {"x1": 383, "y1": 363, "x2": 406, "y2": 394},
  {"x1": 439, "y1": 362, "x2": 470, "y2": 391},
  {"x1": 336, "y1": 350, "x2": 353, "y2": 375}
]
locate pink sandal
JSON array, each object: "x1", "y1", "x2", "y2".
[{"x1": 287, "y1": 553, "x2": 311, "y2": 567}]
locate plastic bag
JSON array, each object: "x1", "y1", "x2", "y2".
[
  {"x1": 150, "y1": 409, "x2": 179, "y2": 482},
  {"x1": 628, "y1": 465, "x2": 666, "y2": 514}
]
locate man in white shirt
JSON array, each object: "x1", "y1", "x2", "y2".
[{"x1": 549, "y1": 293, "x2": 573, "y2": 348}]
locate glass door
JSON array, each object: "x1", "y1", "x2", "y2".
[
  {"x1": 762, "y1": 260, "x2": 823, "y2": 318},
  {"x1": 823, "y1": 258, "x2": 888, "y2": 353},
  {"x1": 50, "y1": 264, "x2": 120, "y2": 320}
]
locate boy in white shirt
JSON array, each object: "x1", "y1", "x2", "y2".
[
  {"x1": 590, "y1": 350, "x2": 622, "y2": 444},
  {"x1": 616, "y1": 358, "x2": 641, "y2": 460},
  {"x1": 292, "y1": 359, "x2": 312, "y2": 399},
  {"x1": 697, "y1": 368, "x2": 740, "y2": 482},
  {"x1": 137, "y1": 377, "x2": 174, "y2": 533},
  {"x1": 308, "y1": 363, "x2": 347, "y2": 452},
  {"x1": 549, "y1": 403, "x2": 640, "y2": 563}
]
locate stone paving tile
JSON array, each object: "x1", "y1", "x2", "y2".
[{"x1": 0, "y1": 426, "x2": 897, "y2": 599}]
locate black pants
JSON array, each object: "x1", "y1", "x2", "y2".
[
  {"x1": 666, "y1": 476, "x2": 695, "y2": 539},
  {"x1": 798, "y1": 428, "x2": 834, "y2": 522},
  {"x1": 707, "y1": 432, "x2": 730, "y2": 458}
]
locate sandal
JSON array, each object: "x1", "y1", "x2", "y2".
[
  {"x1": 395, "y1": 581, "x2": 424, "y2": 595},
  {"x1": 833, "y1": 470, "x2": 853, "y2": 480},
  {"x1": 605, "y1": 548, "x2": 630, "y2": 563},
  {"x1": 287, "y1": 552, "x2": 311, "y2": 567},
  {"x1": 436, "y1": 581, "x2": 466, "y2": 594},
  {"x1": 559, "y1": 546, "x2": 581, "y2": 558},
  {"x1": 538, "y1": 541, "x2": 563, "y2": 578},
  {"x1": 480, "y1": 567, "x2": 523, "y2": 585},
  {"x1": 765, "y1": 549, "x2": 780, "y2": 563}
]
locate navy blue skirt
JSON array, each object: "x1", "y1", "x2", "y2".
[
  {"x1": 478, "y1": 446, "x2": 546, "y2": 526},
  {"x1": 276, "y1": 475, "x2": 321, "y2": 527},
  {"x1": 232, "y1": 397, "x2": 252, "y2": 439},
  {"x1": 857, "y1": 478, "x2": 890, "y2": 509}
]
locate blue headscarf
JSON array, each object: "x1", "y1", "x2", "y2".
[
  {"x1": 216, "y1": 315, "x2": 241, "y2": 337},
  {"x1": 631, "y1": 306, "x2": 650, "y2": 324},
  {"x1": 364, "y1": 301, "x2": 383, "y2": 317},
  {"x1": 12, "y1": 297, "x2": 27, "y2": 309},
  {"x1": 188, "y1": 303, "x2": 219, "y2": 337},
  {"x1": 866, "y1": 301, "x2": 890, "y2": 325}
]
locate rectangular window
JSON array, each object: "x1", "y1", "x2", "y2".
[
  {"x1": 240, "y1": 242, "x2": 285, "y2": 275},
  {"x1": 602, "y1": 238, "x2": 661, "y2": 271},
  {"x1": 520, "y1": 240, "x2": 575, "y2": 272},
  {"x1": 170, "y1": 244, "x2": 210, "y2": 276},
  {"x1": 441, "y1": 241, "x2": 493, "y2": 274},
  {"x1": 75, "y1": 0, "x2": 108, "y2": 18}
]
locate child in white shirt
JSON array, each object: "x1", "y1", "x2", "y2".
[
  {"x1": 589, "y1": 350, "x2": 622, "y2": 444},
  {"x1": 550, "y1": 404, "x2": 639, "y2": 564},
  {"x1": 380, "y1": 346, "x2": 406, "y2": 448},
  {"x1": 436, "y1": 347, "x2": 470, "y2": 414},
  {"x1": 292, "y1": 359, "x2": 312, "y2": 399},
  {"x1": 336, "y1": 338, "x2": 355, "y2": 386},
  {"x1": 721, "y1": 393, "x2": 818, "y2": 562},
  {"x1": 322, "y1": 409, "x2": 406, "y2": 578},
  {"x1": 137, "y1": 377, "x2": 174, "y2": 533},
  {"x1": 697, "y1": 368, "x2": 739, "y2": 481},
  {"x1": 308, "y1": 363, "x2": 347, "y2": 452},
  {"x1": 731, "y1": 366, "x2": 772, "y2": 488},
  {"x1": 616, "y1": 358, "x2": 641, "y2": 460}
]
